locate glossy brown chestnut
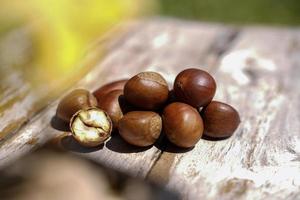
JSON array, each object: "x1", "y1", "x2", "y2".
[
  {"x1": 174, "y1": 68, "x2": 216, "y2": 108},
  {"x1": 70, "y1": 108, "x2": 112, "y2": 147},
  {"x1": 118, "y1": 111, "x2": 162, "y2": 147},
  {"x1": 162, "y1": 102, "x2": 204, "y2": 148},
  {"x1": 124, "y1": 72, "x2": 169, "y2": 110},
  {"x1": 201, "y1": 101, "x2": 240, "y2": 138},
  {"x1": 93, "y1": 79, "x2": 128, "y2": 101},
  {"x1": 56, "y1": 89, "x2": 98, "y2": 123},
  {"x1": 97, "y1": 89, "x2": 123, "y2": 129}
]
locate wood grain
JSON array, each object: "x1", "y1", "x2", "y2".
[
  {"x1": 0, "y1": 20, "x2": 235, "y2": 178},
  {"x1": 0, "y1": 27, "x2": 104, "y2": 140},
  {"x1": 1, "y1": 19, "x2": 299, "y2": 199},
  {"x1": 148, "y1": 27, "x2": 300, "y2": 200}
]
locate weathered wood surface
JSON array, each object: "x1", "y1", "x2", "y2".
[
  {"x1": 0, "y1": 26, "x2": 104, "y2": 140},
  {"x1": 148, "y1": 27, "x2": 300, "y2": 200},
  {"x1": 0, "y1": 18, "x2": 300, "y2": 199},
  {"x1": 0, "y1": 20, "x2": 236, "y2": 176}
]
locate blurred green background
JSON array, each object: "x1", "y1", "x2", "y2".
[{"x1": 159, "y1": 0, "x2": 300, "y2": 25}]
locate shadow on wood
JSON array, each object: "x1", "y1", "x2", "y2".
[
  {"x1": 154, "y1": 136, "x2": 195, "y2": 153},
  {"x1": 60, "y1": 135, "x2": 104, "y2": 153},
  {"x1": 105, "y1": 133, "x2": 152, "y2": 153},
  {"x1": 201, "y1": 134, "x2": 231, "y2": 141}
]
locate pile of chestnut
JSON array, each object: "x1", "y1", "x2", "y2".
[{"x1": 56, "y1": 68, "x2": 240, "y2": 148}]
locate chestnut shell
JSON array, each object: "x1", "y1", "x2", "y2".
[
  {"x1": 162, "y1": 102, "x2": 204, "y2": 148},
  {"x1": 124, "y1": 72, "x2": 169, "y2": 110},
  {"x1": 56, "y1": 89, "x2": 98, "y2": 123},
  {"x1": 201, "y1": 101, "x2": 240, "y2": 138},
  {"x1": 93, "y1": 79, "x2": 128, "y2": 101},
  {"x1": 174, "y1": 68, "x2": 216, "y2": 108},
  {"x1": 97, "y1": 89, "x2": 123, "y2": 129},
  {"x1": 118, "y1": 111, "x2": 162, "y2": 147}
]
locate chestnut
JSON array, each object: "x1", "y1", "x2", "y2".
[
  {"x1": 174, "y1": 68, "x2": 216, "y2": 108},
  {"x1": 201, "y1": 101, "x2": 240, "y2": 138},
  {"x1": 162, "y1": 102, "x2": 204, "y2": 148},
  {"x1": 118, "y1": 111, "x2": 162, "y2": 147},
  {"x1": 70, "y1": 108, "x2": 112, "y2": 147},
  {"x1": 93, "y1": 79, "x2": 128, "y2": 101},
  {"x1": 56, "y1": 89, "x2": 98, "y2": 123},
  {"x1": 97, "y1": 89, "x2": 123, "y2": 129},
  {"x1": 124, "y1": 72, "x2": 169, "y2": 110}
]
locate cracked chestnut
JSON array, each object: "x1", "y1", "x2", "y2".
[
  {"x1": 162, "y1": 102, "x2": 204, "y2": 148},
  {"x1": 124, "y1": 72, "x2": 169, "y2": 110},
  {"x1": 174, "y1": 68, "x2": 216, "y2": 108},
  {"x1": 201, "y1": 101, "x2": 240, "y2": 138},
  {"x1": 70, "y1": 108, "x2": 112, "y2": 147},
  {"x1": 118, "y1": 111, "x2": 162, "y2": 147}
]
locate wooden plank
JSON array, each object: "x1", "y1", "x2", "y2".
[
  {"x1": 148, "y1": 27, "x2": 300, "y2": 199},
  {"x1": 0, "y1": 19, "x2": 236, "y2": 141},
  {"x1": 0, "y1": 19, "x2": 237, "y2": 178},
  {"x1": 0, "y1": 28, "x2": 35, "y2": 139},
  {"x1": 0, "y1": 27, "x2": 103, "y2": 140},
  {"x1": 0, "y1": 22, "x2": 138, "y2": 141}
]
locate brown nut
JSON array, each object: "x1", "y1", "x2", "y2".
[
  {"x1": 70, "y1": 108, "x2": 112, "y2": 147},
  {"x1": 118, "y1": 111, "x2": 162, "y2": 147},
  {"x1": 162, "y1": 102, "x2": 204, "y2": 148},
  {"x1": 174, "y1": 68, "x2": 216, "y2": 108},
  {"x1": 124, "y1": 72, "x2": 169, "y2": 110},
  {"x1": 201, "y1": 101, "x2": 240, "y2": 138},
  {"x1": 93, "y1": 79, "x2": 128, "y2": 101},
  {"x1": 56, "y1": 89, "x2": 98, "y2": 123},
  {"x1": 97, "y1": 89, "x2": 123, "y2": 129}
]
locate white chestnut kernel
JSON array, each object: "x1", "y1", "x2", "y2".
[{"x1": 70, "y1": 108, "x2": 112, "y2": 147}]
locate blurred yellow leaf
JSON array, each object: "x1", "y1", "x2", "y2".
[{"x1": 0, "y1": 0, "x2": 156, "y2": 83}]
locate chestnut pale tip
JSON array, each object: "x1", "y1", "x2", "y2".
[{"x1": 70, "y1": 108, "x2": 112, "y2": 147}]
